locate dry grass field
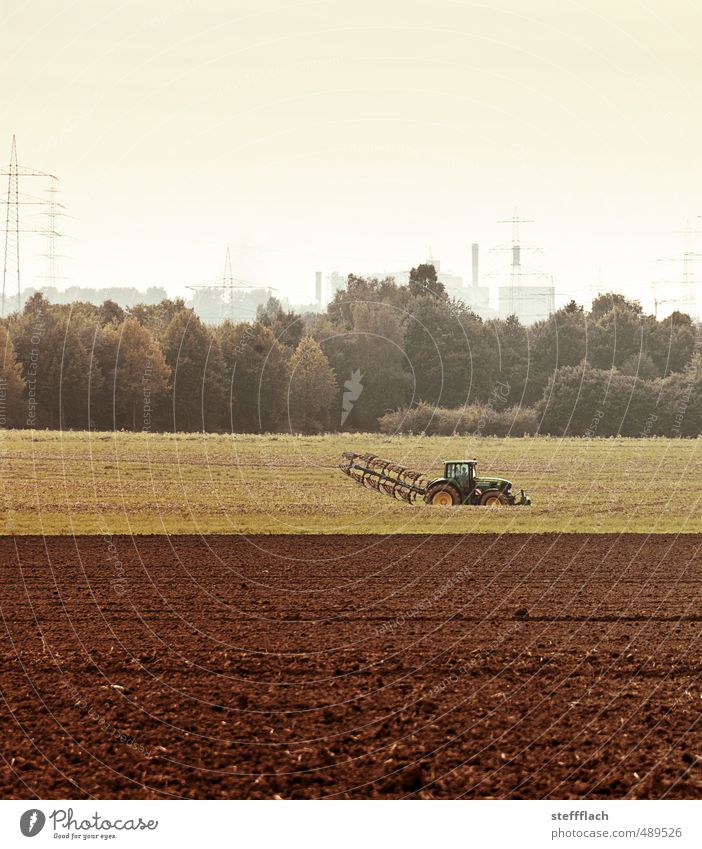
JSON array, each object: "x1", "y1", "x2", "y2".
[{"x1": 0, "y1": 430, "x2": 700, "y2": 534}]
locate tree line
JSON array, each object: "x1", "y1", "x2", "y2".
[{"x1": 0, "y1": 264, "x2": 700, "y2": 437}]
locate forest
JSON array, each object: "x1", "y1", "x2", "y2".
[{"x1": 1, "y1": 263, "x2": 700, "y2": 437}]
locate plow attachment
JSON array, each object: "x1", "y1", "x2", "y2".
[{"x1": 339, "y1": 452, "x2": 430, "y2": 504}]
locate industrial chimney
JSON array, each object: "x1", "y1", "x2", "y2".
[
  {"x1": 471, "y1": 243, "x2": 479, "y2": 288},
  {"x1": 315, "y1": 271, "x2": 322, "y2": 309}
]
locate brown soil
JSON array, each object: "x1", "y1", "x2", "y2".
[{"x1": 1, "y1": 533, "x2": 702, "y2": 799}]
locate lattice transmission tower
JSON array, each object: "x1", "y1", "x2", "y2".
[
  {"x1": 1, "y1": 135, "x2": 57, "y2": 316},
  {"x1": 489, "y1": 208, "x2": 552, "y2": 320},
  {"x1": 187, "y1": 247, "x2": 277, "y2": 322},
  {"x1": 42, "y1": 177, "x2": 65, "y2": 287},
  {"x1": 655, "y1": 219, "x2": 702, "y2": 319}
]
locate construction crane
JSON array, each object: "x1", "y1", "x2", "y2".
[
  {"x1": 650, "y1": 282, "x2": 682, "y2": 319},
  {"x1": 653, "y1": 296, "x2": 680, "y2": 319}
]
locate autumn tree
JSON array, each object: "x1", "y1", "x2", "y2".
[
  {"x1": 160, "y1": 308, "x2": 226, "y2": 431},
  {"x1": 100, "y1": 317, "x2": 170, "y2": 431},
  {"x1": 327, "y1": 274, "x2": 409, "y2": 329},
  {"x1": 256, "y1": 297, "x2": 306, "y2": 351},
  {"x1": 100, "y1": 299, "x2": 125, "y2": 326},
  {"x1": 287, "y1": 335, "x2": 337, "y2": 433},
  {"x1": 314, "y1": 302, "x2": 410, "y2": 430},
  {"x1": 128, "y1": 298, "x2": 189, "y2": 339},
  {"x1": 0, "y1": 324, "x2": 26, "y2": 427},
  {"x1": 10, "y1": 294, "x2": 103, "y2": 429},
  {"x1": 217, "y1": 320, "x2": 290, "y2": 432}
]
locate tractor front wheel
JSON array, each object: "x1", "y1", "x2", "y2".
[
  {"x1": 480, "y1": 489, "x2": 508, "y2": 507},
  {"x1": 425, "y1": 484, "x2": 461, "y2": 506}
]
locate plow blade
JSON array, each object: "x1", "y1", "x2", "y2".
[{"x1": 339, "y1": 451, "x2": 430, "y2": 504}]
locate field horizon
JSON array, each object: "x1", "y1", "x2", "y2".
[{"x1": 1, "y1": 430, "x2": 700, "y2": 535}]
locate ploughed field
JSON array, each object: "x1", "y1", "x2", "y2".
[{"x1": 1, "y1": 533, "x2": 702, "y2": 799}]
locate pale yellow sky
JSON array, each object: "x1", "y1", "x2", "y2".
[{"x1": 2, "y1": 0, "x2": 701, "y2": 311}]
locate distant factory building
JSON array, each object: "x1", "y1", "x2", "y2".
[
  {"x1": 367, "y1": 268, "x2": 409, "y2": 285},
  {"x1": 461, "y1": 287, "x2": 491, "y2": 316},
  {"x1": 460, "y1": 243, "x2": 492, "y2": 319},
  {"x1": 366, "y1": 253, "x2": 495, "y2": 319},
  {"x1": 369, "y1": 258, "x2": 463, "y2": 298},
  {"x1": 328, "y1": 271, "x2": 347, "y2": 299},
  {"x1": 428, "y1": 258, "x2": 463, "y2": 299},
  {"x1": 327, "y1": 247, "x2": 553, "y2": 324}
]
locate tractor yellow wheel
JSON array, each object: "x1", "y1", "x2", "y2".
[
  {"x1": 425, "y1": 484, "x2": 461, "y2": 506},
  {"x1": 432, "y1": 490, "x2": 454, "y2": 506},
  {"x1": 480, "y1": 489, "x2": 508, "y2": 507}
]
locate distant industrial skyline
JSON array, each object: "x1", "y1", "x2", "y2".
[{"x1": 3, "y1": 0, "x2": 702, "y2": 318}]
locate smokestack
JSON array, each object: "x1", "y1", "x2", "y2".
[
  {"x1": 315, "y1": 271, "x2": 322, "y2": 308},
  {"x1": 471, "y1": 243, "x2": 479, "y2": 288}
]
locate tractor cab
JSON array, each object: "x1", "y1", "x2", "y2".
[{"x1": 444, "y1": 460, "x2": 477, "y2": 493}]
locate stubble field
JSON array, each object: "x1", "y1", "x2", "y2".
[{"x1": 1, "y1": 430, "x2": 701, "y2": 534}]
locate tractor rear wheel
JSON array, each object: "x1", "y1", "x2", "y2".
[
  {"x1": 425, "y1": 484, "x2": 461, "y2": 506},
  {"x1": 480, "y1": 489, "x2": 508, "y2": 507}
]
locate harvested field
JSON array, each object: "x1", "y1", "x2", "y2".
[
  {"x1": 1, "y1": 533, "x2": 702, "y2": 799},
  {"x1": 2, "y1": 431, "x2": 702, "y2": 535}
]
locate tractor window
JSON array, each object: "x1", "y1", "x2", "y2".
[{"x1": 451, "y1": 463, "x2": 473, "y2": 479}]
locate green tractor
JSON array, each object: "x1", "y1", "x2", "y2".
[
  {"x1": 424, "y1": 459, "x2": 530, "y2": 507},
  {"x1": 339, "y1": 452, "x2": 531, "y2": 507}
]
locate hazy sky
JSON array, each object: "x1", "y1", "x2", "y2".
[{"x1": 2, "y1": 0, "x2": 702, "y2": 312}]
